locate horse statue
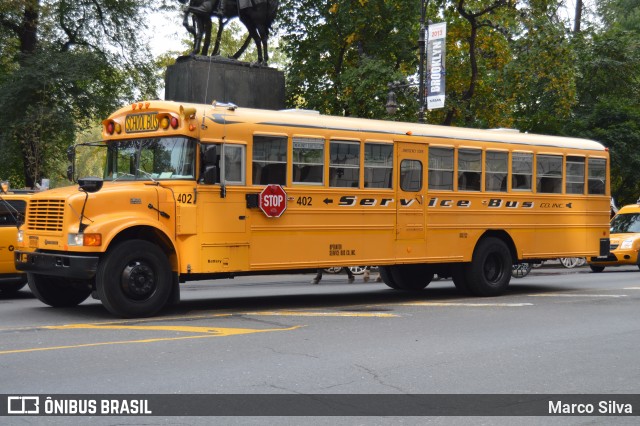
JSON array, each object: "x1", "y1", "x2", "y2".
[{"x1": 178, "y1": 0, "x2": 278, "y2": 65}]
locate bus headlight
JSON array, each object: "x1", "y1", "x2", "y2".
[
  {"x1": 17, "y1": 230, "x2": 23, "y2": 243},
  {"x1": 68, "y1": 233, "x2": 102, "y2": 246},
  {"x1": 620, "y1": 238, "x2": 635, "y2": 249}
]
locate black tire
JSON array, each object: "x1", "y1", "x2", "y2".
[
  {"x1": 465, "y1": 237, "x2": 512, "y2": 296},
  {"x1": 451, "y1": 264, "x2": 472, "y2": 294},
  {"x1": 0, "y1": 281, "x2": 27, "y2": 295},
  {"x1": 96, "y1": 240, "x2": 172, "y2": 318},
  {"x1": 27, "y1": 273, "x2": 92, "y2": 307},
  {"x1": 389, "y1": 264, "x2": 434, "y2": 291},
  {"x1": 378, "y1": 266, "x2": 400, "y2": 289},
  {"x1": 590, "y1": 265, "x2": 605, "y2": 273}
]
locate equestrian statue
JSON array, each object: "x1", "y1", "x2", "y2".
[{"x1": 178, "y1": 0, "x2": 279, "y2": 65}]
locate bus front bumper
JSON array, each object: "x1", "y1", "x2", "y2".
[{"x1": 15, "y1": 250, "x2": 99, "y2": 280}]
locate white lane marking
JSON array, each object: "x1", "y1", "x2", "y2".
[
  {"x1": 529, "y1": 294, "x2": 627, "y2": 298},
  {"x1": 400, "y1": 302, "x2": 533, "y2": 307}
]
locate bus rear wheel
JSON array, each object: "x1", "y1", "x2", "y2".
[
  {"x1": 28, "y1": 273, "x2": 92, "y2": 307},
  {"x1": 465, "y1": 237, "x2": 512, "y2": 296},
  {"x1": 96, "y1": 240, "x2": 172, "y2": 318},
  {"x1": 378, "y1": 266, "x2": 400, "y2": 289},
  {"x1": 589, "y1": 265, "x2": 605, "y2": 273},
  {"x1": 389, "y1": 264, "x2": 433, "y2": 291}
]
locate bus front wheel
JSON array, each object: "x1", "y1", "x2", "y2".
[
  {"x1": 96, "y1": 240, "x2": 172, "y2": 318},
  {"x1": 589, "y1": 265, "x2": 605, "y2": 273},
  {"x1": 465, "y1": 237, "x2": 512, "y2": 296},
  {"x1": 28, "y1": 273, "x2": 92, "y2": 307}
]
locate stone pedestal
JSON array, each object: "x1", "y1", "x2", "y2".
[{"x1": 164, "y1": 56, "x2": 285, "y2": 110}]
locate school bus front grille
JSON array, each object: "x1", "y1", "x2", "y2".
[{"x1": 27, "y1": 199, "x2": 65, "y2": 232}]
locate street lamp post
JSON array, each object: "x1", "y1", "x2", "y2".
[
  {"x1": 418, "y1": 0, "x2": 427, "y2": 123},
  {"x1": 386, "y1": 0, "x2": 428, "y2": 122}
]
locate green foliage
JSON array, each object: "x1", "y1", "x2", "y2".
[
  {"x1": 279, "y1": 0, "x2": 420, "y2": 119},
  {"x1": 564, "y1": 24, "x2": 640, "y2": 205},
  {"x1": 0, "y1": 0, "x2": 162, "y2": 189}
]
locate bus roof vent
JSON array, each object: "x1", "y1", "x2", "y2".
[
  {"x1": 487, "y1": 128, "x2": 520, "y2": 133},
  {"x1": 279, "y1": 109, "x2": 320, "y2": 115},
  {"x1": 212, "y1": 101, "x2": 237, "y2": 111}
]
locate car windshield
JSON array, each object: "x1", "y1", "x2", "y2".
[
  {"x1": 610, "y1": 213, "x2": 640, "y2": 234},
  {"x1": 105, "y1": 136, "x2": 196, "y2": 181},
  {"x1": 0, "y1": 199, "x2": 26, "y2": 227}
]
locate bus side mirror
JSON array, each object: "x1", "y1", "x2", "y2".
[{"x1": 67, "y1": 145, "x2": 76, "y2": 182}]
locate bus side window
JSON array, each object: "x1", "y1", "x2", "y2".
[
  {"x1": 458, "y1": 148, "x2": 481, "y2": 191},
  {"x1": 588, "y1": 158, "x2": 607, "y2": 195},
  {"x1": 512, "y1": 152, "x2": 533, "y2": 191},
  {"x1": 330, "y1": 140, "x2": 360, "y2": 188},
  {"x1": 253, "y1": 135, "x2": 287, "y2": 185},
  {"x1": 485, "y1": 150, "x2": 508, "y2": 192},
  {"x1": 293, "y1": 137, "x2": 324, "y2": 185},
  {"x1": 222, "y1": 144, "x2": 245, "y2": 184},
  {"x1": 200, "y1": 144, "x2": 220, "y2": 184},
  {"x1": 566, "y1": 156, "x2": 585, "y2": 194},
  {"x1": 364, "y1": 143, "x2": 393, "y2": 189},
  {"x1": 428, "y1": 147, "x2": 453, "y2": 190},
  {"x1": 537, "y1": 154, "x2": 562, "y2": 193}
]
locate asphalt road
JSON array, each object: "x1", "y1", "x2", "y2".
[{"x1": 1, "y1": 265, "x2": 639, "y2": 425}]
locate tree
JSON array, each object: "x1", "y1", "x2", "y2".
[
  {"x1": 563, "y1": 21, "x2": 640, "y2": 205},
  {"x1": 0, "y1": 1, "x2": 165, "y2": 188},
  {"x1": 279, "y1": 0, "x2": 421, "y2": 120}
]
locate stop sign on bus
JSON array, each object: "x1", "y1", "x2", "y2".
[{"x1": 259, "y1": 184, "x2": 287, "y2": 218}]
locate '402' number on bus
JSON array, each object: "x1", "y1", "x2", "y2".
[{"x1": 177, "y1": 193, "x2": 193, "y2": 204}]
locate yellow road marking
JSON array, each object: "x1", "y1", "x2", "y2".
[
  {"x1": 400, "y1": 302, "x2": 533, "y2": 307},
  {"x1": 0, "y1": 325, "x2": 300, "y2": 356},
  {"x1": 0, "y1": 313, "x2": 234, "y2": 333},
  {"x1": 45, "y1": 323, "x2": 299, "y2": 334}
]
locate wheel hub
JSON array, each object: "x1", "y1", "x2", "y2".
[{"x1": 121, "y1": 261, "x2": 156, "y2": 300}]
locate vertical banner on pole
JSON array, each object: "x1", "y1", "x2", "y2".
[{"x1": 427, "y1": 22, "x2": 447, "y2": 110}]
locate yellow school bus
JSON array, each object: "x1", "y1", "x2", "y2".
[
  {"x1": 0, "y1": 188, "x2": 33, "y2": 295},
  {"x1": 15, "y1": 100, "x2": 611, "y2": 317}
]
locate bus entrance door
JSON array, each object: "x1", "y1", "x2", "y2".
[{"x1": 395, "y1": 142, "x2": 427, "y2": 258}]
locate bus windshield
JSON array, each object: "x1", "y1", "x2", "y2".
[
  {"x1": 105, "y1": 136, "x2": 196, "y2": 181},
  {"x1": 610, "y1": 213, "x2": 640, "y2": 234}
]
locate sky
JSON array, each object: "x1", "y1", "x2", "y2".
[{"x1": 148, "y1": 10, "x2": 186, "y2": 58}]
